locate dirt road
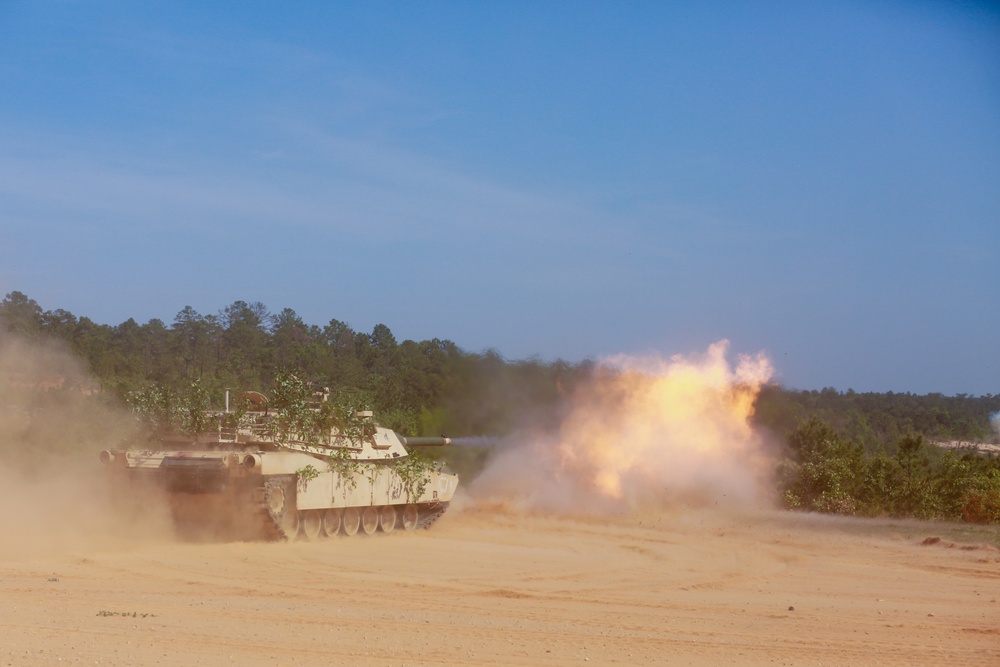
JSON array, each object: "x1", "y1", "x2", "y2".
[{"x1": 1, "y1": 502, "x2": 997, "y2": 666}]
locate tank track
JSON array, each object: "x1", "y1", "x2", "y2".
[
  {"x1": 416, "y1": 502, "x2": 451, "y2": 530},
  {"x1": 259, "y1": 476, "x2": 451, "y2": 541},
  {"x1": 257, "y1": 508, "x2": 288, "y2": 541}
]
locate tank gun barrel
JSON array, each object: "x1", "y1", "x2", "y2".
[{"x1": 399, "y1": 435, "x2": 452, "y2": 447}]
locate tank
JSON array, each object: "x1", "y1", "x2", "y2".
[{"x1": 100, "y1": 389, "x2": 458, "y2": 541}]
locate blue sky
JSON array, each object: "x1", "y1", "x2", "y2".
[{"x1": 1, "y1": 1, "x2": 997, "y2": 395}]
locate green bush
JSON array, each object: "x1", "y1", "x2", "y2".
[{"x1": 779, "y1": 418, "x2": 1000, "y2": 524}]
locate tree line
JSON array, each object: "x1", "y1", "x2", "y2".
[
  {"x1": 0, "y1": 291, "x2": 589, "y2": 436},
  {"x1": 3, "y1": 291, "x2": 998, "y2": 522}
]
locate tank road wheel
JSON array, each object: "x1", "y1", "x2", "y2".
[
  {"x1": 323, "y1": 509, "x2": 342, "y2": 538},
  {"x1": 379, "y1": 506, "x2": 397, "y2": 534},
  {"x1": 301, "y1": 510, "x2": 322, "y2": 541},
  {"x1": 341, "y1": 508, "x2": 360, "y2": 537},
  {"x1": 282, "y1": 509, "x2": 300, "y2": 540},
  {"x1": 401, "y1": 504, "x2": 419, "y2": 531},
  {"x1": 361, "y1": 506, "x2": 379, "y2": 536}
]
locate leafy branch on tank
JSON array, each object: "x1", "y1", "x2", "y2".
[
  {"x1": 295, "y1": 463, "x2": 321, "y2": 492},
  {"x1": 125, "y1": 379, "x2": 211, "y2": 437},
  {"x1": 269, "y1": 372, "x2": 373, "y2": 489},
  {"x1": 393, "y1": 448, "x2": 443, "y2": 502},
  {"x1": 219, "y1": 398, "x2": 252, "y2": 438},
  {"x1": 267, "y1": 372, "x2": 369, "y2": 443},
  {"x1": 273, "y1": 374, "x2": 447, "y2": 499}
]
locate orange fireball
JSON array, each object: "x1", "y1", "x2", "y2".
[{"x1": 472, "y1": 341, "x2": 775, "y2": 513}]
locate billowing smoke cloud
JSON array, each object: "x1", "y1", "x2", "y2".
[
  {"x1": 470, "y1": 341, "x2": 776, "y2": 515},
  {"x1": 992, "y1": 412, "x2": 1000, "y2": 439}
]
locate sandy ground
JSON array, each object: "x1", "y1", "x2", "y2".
[{"x1": 1, "y1": 501, "x2": 998, "y2": 667}]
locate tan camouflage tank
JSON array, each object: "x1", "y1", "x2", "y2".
[{"x1": 100, "y1": 390, "x2": 457, "y2": 541}]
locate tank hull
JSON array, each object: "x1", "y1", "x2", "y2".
[{"x1": 103, "y1": 447, "x2": 458, "y2": 541}]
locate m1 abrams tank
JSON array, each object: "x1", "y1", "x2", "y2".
[{"x1": 100, "y1": 390, "x2": 458, "y2": 541}]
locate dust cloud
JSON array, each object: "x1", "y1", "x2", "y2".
[
  {"x1": 470, "y1": 340, "x2": 776, "y2": 516},
  {"x1": 0, "y1": 333, "x2": 173, "y2": 560}
]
